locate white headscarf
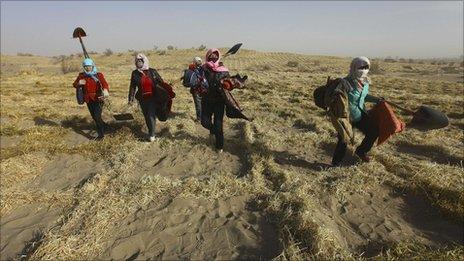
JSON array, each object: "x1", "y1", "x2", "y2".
[
  {"x1": 135, "y1": 53, "x2": 149, "y2": 72},
  {"x1": 348, "y1": 56, "x2": 370, "y2": 83},
  {"x1": 193, "y1": 57, "x2": 202, "y2": 66}
]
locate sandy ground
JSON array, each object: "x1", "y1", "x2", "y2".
[{"x1": 1, "y1": 51, "x2": 463, "y2": 259}]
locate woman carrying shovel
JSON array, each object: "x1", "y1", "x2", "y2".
[
  {"x1": 128, "y1": 53, "x2": 166, "y2": 142},
  {"x1": 72, "y1": 58, "x2": 110, "y2": 140},
  {"x1": 331, "y1": 56, "x2": 382, "y2": 166},
  {"x1": 200, "y1": 48, "x2": 249, "y2": 152}
]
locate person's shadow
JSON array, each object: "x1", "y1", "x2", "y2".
[
  {"x1": 34, "y1": 116, "x2": 146, "y2": 141},
  {"x1": 272, "y1": 150, "x2": 332, "y2": 171}
]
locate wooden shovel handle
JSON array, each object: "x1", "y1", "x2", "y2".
[
  {"x1": 78, "y1": 36, "x2": 90, "y2": 59},
  {"x1": 385, "y1": 100, "x2": 415, "y2": 115}
]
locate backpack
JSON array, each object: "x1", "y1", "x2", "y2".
[
  {"x1": 313, "y1": 76, "x2": 342, "y2": 109},
  {"x1": 182, "y1": 69, "x2": 201, "y2": 88},
  {"x1": 76, "y1": 86, "x2": 85, "y2": 105}
]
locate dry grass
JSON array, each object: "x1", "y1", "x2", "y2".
[{"x1": 1, "y1": 49, "x2": 463, "y2": 259}]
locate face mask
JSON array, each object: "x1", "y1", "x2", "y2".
[
  {"x1": 84, "y1": 66, "x2": 93, "y2": 72},
  {"x1": 208, "y1": 53, "x2": 219, "y2": 62},
  {"x1": 355, "y1": 69, "x2": 369, "y2": 79},
  {"x1": 136, "y1": 60, "x2": 144, "y2": 69}
]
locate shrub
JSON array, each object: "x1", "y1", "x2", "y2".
[
  {"x1": 262, "y1": 65, "x2": 271, "y2": 71},
  {"x1": 370, "y1": 61, "x2": 384, "y2": 74},
  {"x1": 18, "y1": 66, "x2": 39, "y2": 75},
  {"x1": 157, "y1": 50, "x2": 167, "y2": 55},
  {"x1": 441, "y1": 66, "x2": 459, "y2": 74},
  {"x1": 103, "y1": 49, "x2": 113, "y2": 56},
  {"x1": 61, "y1": 59, "x2": 80, "y2": 74},
  {"x1": 287, "y1": 61, "x2": 299, "y2": 67},
  {"x1": 198, "y1": 44, "x2": 207, "y2": 51},
  {"x1": 384, "y1": 58, "x2": 397, "y2": 63},
  {"x1": 167, "y1": 45, "x2": 175, "y2": 50},
  {"x1": 17, "y1": 52, "x2": 33, "y2": 57}
]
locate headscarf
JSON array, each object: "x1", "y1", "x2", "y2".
[
  {"x1": 348, "y1": 56, "x2": 371, "y2": 84},
  {"x1": 203, "y1": 48, "x2": 229, "y2": 72},
  {"x1": 135, "y1": 53, "x2": 149, "y2": 72},
  {"x1": 82, "y1": 58, "x2": 99, "y2": 82},
  {"x1": 82, "y1": 58, "x2": 98, "y2": 76},
  {"x1": 193, "y1": 57, "x2": 202, "y2": 66}
]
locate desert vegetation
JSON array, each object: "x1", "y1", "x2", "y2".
[{"x1": 1, "y1": 49, "x2": 463, "y2": 260}]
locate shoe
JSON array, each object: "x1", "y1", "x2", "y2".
[
  {"x1": 218, "y1": 149, "x2": 223, "y2": 153},
  {"x1": 94, "y1": 135, "x2": 104, "y2": 141},
  {"x1": 331, "y1": 161, "x2": 341, "y2": 167},
  {"x1": 355, "y1": 151, "x2": 371, "y2": 163},
  {"x1": 149, "y1": 136, "x2": 156, "y2": 142}
]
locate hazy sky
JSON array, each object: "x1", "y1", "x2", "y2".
[{"x1": 1, "y1": 1, "x2": 463, "y2": 58}]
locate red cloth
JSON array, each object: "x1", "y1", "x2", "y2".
[
  {"x1": 222, "y1": 79, "x2": 234, "y2": 91},
  {"x1": 73, "y1": 72, "x2": 109, "y2": 103},
  {"x1": 158, "y1": 81, "x2": 176, "y2": 113},
  {"x1": 188, "y1": 63, "x2": 196, "y2": 70},
  {"x1": 141, "y1": 71, "x2": 154, "y2": 99},
  {"x1": 369, "y1": 101, "x2": 405, "y2": 145}
]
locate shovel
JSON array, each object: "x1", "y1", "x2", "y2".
[
  {"x1": 180, "y1": 43, "x2": 244, "y2": 82},
  {"x1": 386, "y1": 100, "x2": 449, "y2": 130},
  {"x1": 72, "y1": 27, "x2": 90, "y2": 58},
  {"x1": 113, "y1": 113, "x2": 134, "y2": 121},
  {"x1": 104, "y1": 100, "x2": 135, "y2": 122},
  {"x1": 223, "y1": 43, "x2": 243, "y2": 58}
]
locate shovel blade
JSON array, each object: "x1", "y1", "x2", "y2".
[
  {"x1": 73, "y1": 27, "x2": 87, "y2": 38},
  {"x1": 225, "y1": 43, "x2": 242, "y2": 55},
  {"x1": 113, "y1": 113, "x2": 134, "y2": 121},
  {"x1": 410, "y1": 106, "x2": 449, "y2": 130}
]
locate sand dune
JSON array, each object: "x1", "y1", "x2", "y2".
[{"x1": 1, "y1": 50, "x2": 463, "y2": 259}]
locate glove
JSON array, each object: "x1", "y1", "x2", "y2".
[
  {"x1": 78, "y1": 79, "x2": 86, "y2": 85},
  {"x1": 376, "y1": 97, "x2": 385, "y2": 104},
  {"x1": 102, "y1": 89, "x2": 109, "y2": 98}
]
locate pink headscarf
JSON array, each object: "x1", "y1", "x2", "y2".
[{"x1": 203, "y1": 48, "x2": 229, "y2": 72}]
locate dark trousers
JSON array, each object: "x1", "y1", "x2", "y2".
[
  {"x1": 191, "y1": 89, "x2": 202, "y2": 121},
  {"x1": 87, "y1": 101, "x2": 105, "y2": 138},
  {"x1": 139, "y1": 98, "x2": 157, "y2": 137},
  {"x1": 201, "y1": 99, "x2": 225, "y2": 149},
  {"x1": 332, "y1": 112, "x2": 379, "y2": 165}
]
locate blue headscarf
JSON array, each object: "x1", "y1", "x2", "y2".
[{"x1": 82, "y1": 58, "x2": 99, "y2": 82}]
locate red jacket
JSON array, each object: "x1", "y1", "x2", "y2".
[{"x1": 73, "y1": 72, "x2": 109, "y2": 103}]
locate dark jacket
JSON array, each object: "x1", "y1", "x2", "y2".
[
  {"x1": 202, "y1": 68, "x2": 251, "y2": 121},
  {"x1": 128, "y1": 68, "x2": 175, "y2": 121},
  {"x1": 203, "y1": 68, "x2": 230, "y2": 103},
  {"x1": 128, "y1": 68, "x2": 163, "y2": 102}
]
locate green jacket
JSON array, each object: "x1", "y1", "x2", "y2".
[{"x1": 341, "y1": 77, "x2": 379, "y2": 123}]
